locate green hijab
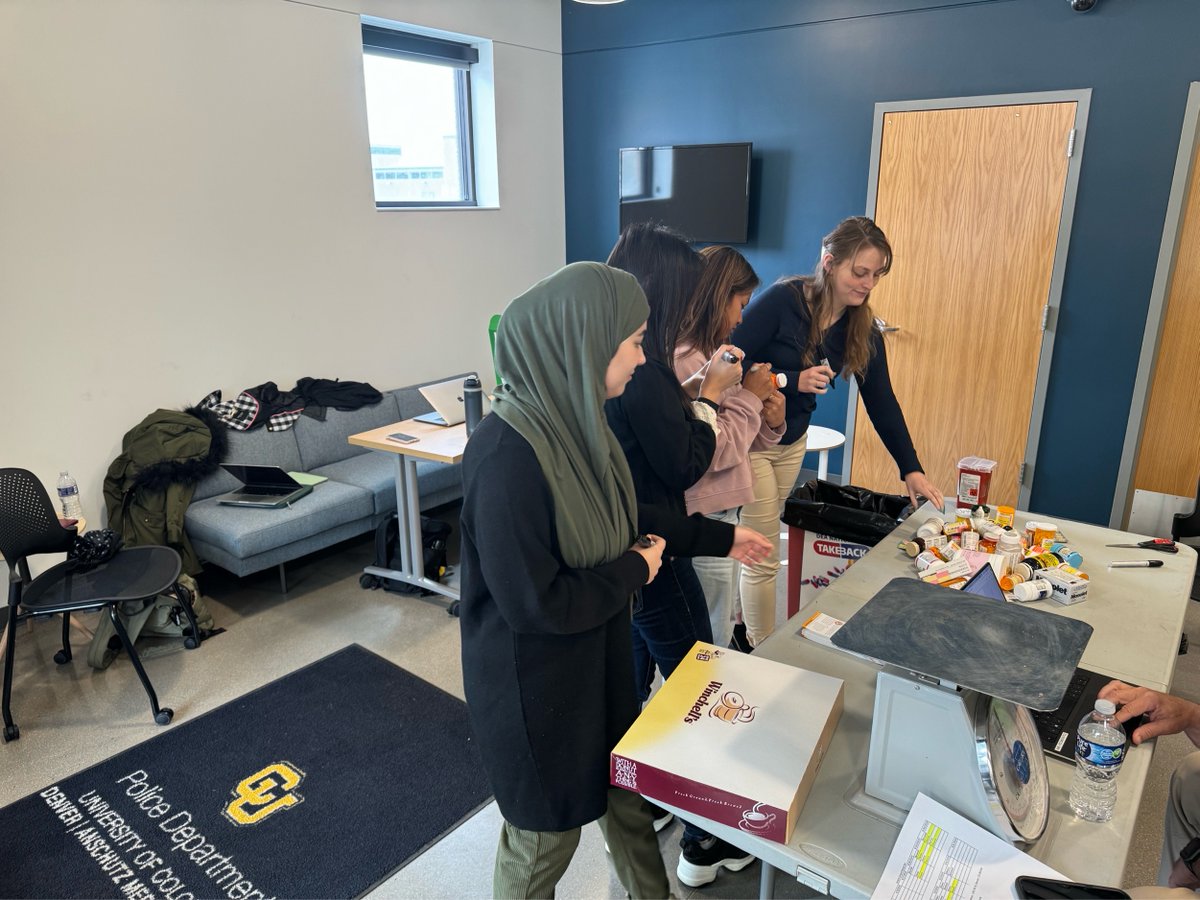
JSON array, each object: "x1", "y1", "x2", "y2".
[{"x1": 491, "y1": 262, "x2": 649, "y2": 569}]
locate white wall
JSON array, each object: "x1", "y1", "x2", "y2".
[{"x1": 0, "y1": 0, "x2": 565, "y2": 526}]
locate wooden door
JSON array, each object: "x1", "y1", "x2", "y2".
[
  {"x1": 849, "y1": 102, "x2": 1076, "y2": 509},
  {"x1": 1132, "y1": 144, "x2": 1200, "y2": 497}
]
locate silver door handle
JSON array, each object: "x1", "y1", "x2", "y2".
[{"x1": 874, "y1": 316, "x2": 901, "y2": 334}]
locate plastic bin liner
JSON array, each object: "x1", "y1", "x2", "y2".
[{"x1": 782, "y1": 479, "x2": 912, "y2": 547}]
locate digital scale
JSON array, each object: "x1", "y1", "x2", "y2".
[{"x1": 832, "y1": 578, "x2": 1094, "y2": 845}]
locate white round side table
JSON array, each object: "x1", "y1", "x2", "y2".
[{"x1": 804, "y1": 425, "x2": 846, "y2": 481}]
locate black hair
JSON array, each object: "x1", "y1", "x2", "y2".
[{"x1": 606, "y1": 222, "x2": 704, "y2": 368}]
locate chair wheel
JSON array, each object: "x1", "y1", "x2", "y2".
[
  {"x1": 184, "y1": 636, "x2": 199, "y2": 650},
  {"x1": 3, "y1": 724, "x2": 18, "y2": 742},
  {"x1": 155, "y1": 708, "x2": 174, "y2": 726},
  {"x1": 359, "y1": 574, "x2": 381, "y2": 590},
  {"x1": 53, "y1": 650, "x2": 71, "y2": 665}
]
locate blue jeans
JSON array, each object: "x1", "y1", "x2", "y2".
[{"x1": 631, "y1": 556, "x2": 714, "y2": 845}]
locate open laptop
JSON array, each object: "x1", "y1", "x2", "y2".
[
  {"x1": 414, "y1": 375, "x2": 491, "y2": 426},
  {"x1": 218, "y1": 464, "x2": 313, "y2": 509},
  {"x1": 960, "y1": 561, "x2": 1006, "y2": 602}
]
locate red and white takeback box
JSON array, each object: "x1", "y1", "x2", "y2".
[{"x1": 610, "y1": 642, "x2": 844, "y2": 844}]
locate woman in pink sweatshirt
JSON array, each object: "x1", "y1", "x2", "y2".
[{"x1": 674, "y1": 246, "x2": 786, "y2": 648}]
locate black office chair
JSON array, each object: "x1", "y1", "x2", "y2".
[
  {"x1": 1173, "y1": 474, "x2": 1200, "y2": 602},
  {"x1": 0, "y1": 467, "x2": 187, "y2": 741}
]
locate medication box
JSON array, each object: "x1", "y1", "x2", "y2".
[
  {"x1": 1043, "y1": 568, "x2": 1090, "y2": 605},
  {"x1": 610, "y1": 642, "x2": 843, "y2": 844}
]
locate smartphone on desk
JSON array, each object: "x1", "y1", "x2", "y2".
[
  {"x1": 1014, "y1": 875, "x2": 1129, "y2": 899},
  {"x1": 386, "y1": 432, "x2": 419, "y2": 444}
]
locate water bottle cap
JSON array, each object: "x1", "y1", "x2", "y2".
[{"x1": 1095, "y1": 698, "x2": 1116, "y2": 716}]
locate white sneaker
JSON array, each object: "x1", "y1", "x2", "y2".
[{"x1": 676, "y1": 836, "x2": 755, "y2": 887}]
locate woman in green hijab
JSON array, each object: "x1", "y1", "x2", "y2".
[{"x1": 459, "y1": 262, "x2": 671, "y2": 898}]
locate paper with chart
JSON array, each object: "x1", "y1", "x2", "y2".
[{"x1": 870, "y1": 793, "x2": 1064, "y2": 900}]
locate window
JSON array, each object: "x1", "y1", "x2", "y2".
[{"x1": 361, "y1": 23, "x2": 480, "y2": 208}]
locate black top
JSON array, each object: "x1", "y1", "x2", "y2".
[
  {"x1": 731, "y1": 281, "x2": 922, "y2": 477},
  {"x1": 605, "y1": 358, "x2": 735, "y2": 558},
  {"x1": 458, "y1": 415, "x2": 647, "y2": 830}
]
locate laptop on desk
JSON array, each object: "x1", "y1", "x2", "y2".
[
  {"x1": 413, "y1": 375, "x2": 491, "y2": 427},
  {"x1": 218, "y1": 464, "x2": 313, "y2": 509}
]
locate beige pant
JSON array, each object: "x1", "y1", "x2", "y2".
[
  {"x1": 692, "y1": 507, "x2": 742, "y2": 648},
  {"x1": 737, "y1": 436, "x2": 808, "y2": 647},
  {"x1": 1160, "y1": 750, "x2": 1200, "y2": 885},
  {"x1": 493, "y1": 787, "x2": 671, "y2": 899}
]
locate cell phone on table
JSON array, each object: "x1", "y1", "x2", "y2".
[
  {"x1": 1014, "y1": 875, "x2": 1129, "y2": 899},
  {"x1": 386, "y1": 432, "x2": 419, "y2": 444}
]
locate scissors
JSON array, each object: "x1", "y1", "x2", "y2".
[{"x1": 1104, "y1": 538, "x2": 1179, "y2": 553}]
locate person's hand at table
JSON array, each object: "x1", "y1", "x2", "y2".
[
  {"x1": 903, "y1": 471, "x2": 944, "y2": 513},
  {"x1": 727, "y1": 526, "x2": 772, "y2": 565},
  {"x1": 1098, "y1": 680, "x2": 1200, "y2": 747}
]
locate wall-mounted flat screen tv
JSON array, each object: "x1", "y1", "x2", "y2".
[{"x1": 619, "y1": 142, "x2": 752, "y2": 244}]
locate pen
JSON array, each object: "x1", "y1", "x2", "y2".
[{"x1": 1108, "y1": 559, "x2": 1164, "y2": 568}]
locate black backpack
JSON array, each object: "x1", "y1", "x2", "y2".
[{"x1": 364, "y1": 513, "x2": 452, "y2": 595}]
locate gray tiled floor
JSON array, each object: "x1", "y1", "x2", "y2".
[{"x1": 0, "y1": 513, "x2": 1188, "y2": 897}]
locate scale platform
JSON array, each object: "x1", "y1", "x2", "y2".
[
  {"x1": 831, "y1": 576, "x2": 1093, "y2": 711},
  {"x1": 830, "y1": 577, "x2": 1095, "y2": 843}
]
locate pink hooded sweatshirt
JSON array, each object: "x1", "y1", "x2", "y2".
[{"x1": 675, "y1": 346, "x2": 786, "y2": 517}]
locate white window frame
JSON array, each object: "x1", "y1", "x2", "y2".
[{"x1": 360, "y1": 18, "x2": 498, "y2": 210}]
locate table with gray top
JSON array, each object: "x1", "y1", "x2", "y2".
[{"x1": 651, "y1": 510, "x2": 1196, "y2": 898}]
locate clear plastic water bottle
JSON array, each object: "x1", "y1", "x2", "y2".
[
  {"x1": 1069, "y1": 698, "x2": 1126, "y2": 821},
  {"x1": 56, "y1": 470, "x2": 83, "y2": 518}
]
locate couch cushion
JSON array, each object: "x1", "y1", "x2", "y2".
[
  {"x1": 192, "y1": 427, "x2": 305, "y2": 501},
  {"x1": 293, "y1": 394, "x2": 401, "y2": 471},
  {"x1": 184, "y1": 480, "x2": 373, "y2": 558},
  {"x1": 312, "y1": 454, "x2": 462, "y2": 515},
  {"x1": 312, "y1": 454, "x2": 396, "y2": 515}
]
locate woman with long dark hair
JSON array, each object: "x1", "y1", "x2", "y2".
[
  {"x1": 605, "y1": 223, "x2": 772, "y2": 888},
  {"x1": 674, "y1": 245, "x2": 785, "y2": 649},
  {"x1": 731, "y1": 216, "x2": 944, "y2": 647}
]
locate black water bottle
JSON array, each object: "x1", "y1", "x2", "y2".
[{"x1": 463, "y1": 375, "x2": 483, "y2": 436}]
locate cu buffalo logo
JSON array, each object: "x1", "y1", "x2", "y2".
[
  {"x1": 223, "y1": 762, "x2": 305, "y2": 826},
  {"x1": 709, "y1": 691, "x2": 756, "y2": 724}
]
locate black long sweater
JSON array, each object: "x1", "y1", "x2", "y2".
[
  {"x1": 459, "y1": 415, "x2": 650, "y2": 831},
  {"x1": 605, "y1": 359, "x2": 735, "y2": 558},
  {"x1": 731, "y1": 282, "x2": 922, "y2": 477}
]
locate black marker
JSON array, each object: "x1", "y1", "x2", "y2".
[
  {"x1": 819, "y1": 357, "x2": 836, "y2": 391},
  {"x1": 1108, "y1": 559, "x2": 1164, "y2": 568}
]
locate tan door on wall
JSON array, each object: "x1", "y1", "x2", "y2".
[
  {"x1": 1132, "y1": 147, "x2": 1200, "y2": 499},
  {"x1": 849, "y1": 102, "x2": 1077, "y2": 509}
]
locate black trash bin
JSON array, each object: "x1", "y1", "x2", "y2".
[
  {"x1": 783, "y1": 479, "x2": 913, "y2": 547},
  {"x1": 781, "y1": 480, "x2": 914, "y2": 613}
]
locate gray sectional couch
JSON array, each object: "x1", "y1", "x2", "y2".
[{"x1": 184, "y1": 375, "x2": 469, "y2": 588}]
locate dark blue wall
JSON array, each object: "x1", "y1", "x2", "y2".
[{"x1": 561, "y1": 0, "x2": 1200, "y2": 524}]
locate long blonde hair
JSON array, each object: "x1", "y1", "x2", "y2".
[
  {"x1": 678, "y1": 246, "x2": 760, "y2": 357},
  {"x1": 779, "y1": 216, "x2": 892, "y2": 379}
]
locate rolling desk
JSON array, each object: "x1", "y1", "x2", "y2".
[
  {"x1": 652, "y1": 511, "x2": 1197, "y2": 898},
  {"x1": 348, "y1": 418, "x2": 467, "y2": 603}
]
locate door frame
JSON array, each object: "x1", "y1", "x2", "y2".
[
  {"x1": 841, "y1": 89, "x2": 1091, "y2": 510},
  {"x1": 1110, "y1": 82, "x2": 1200, "y2": 528}
]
